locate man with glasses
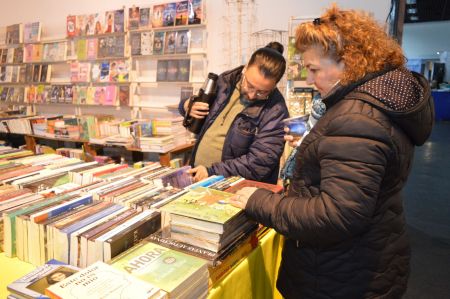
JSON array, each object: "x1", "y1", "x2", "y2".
[{"x1": 179, "y1": 42, "x2": 289, "y2": 183}]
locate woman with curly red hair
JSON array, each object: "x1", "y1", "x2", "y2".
[{"x1": 231, "y1": 4, "x2": 434, "y2": 298}]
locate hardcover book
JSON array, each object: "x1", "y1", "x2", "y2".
[
  {"x1": 188, "y1": 0, "x2": 203, "y2": 25},
  {"x1": 46, "y1": 261, "x2": 166, "y2": 299},
  {"x1": 175, "y1": 30, "x2": 189, "y2": 54},
  {"x1": 156, "y1": 60, "x2": 168, "y2": 82},
  {"x1": 23, "y1": 21, "x2": 42, "y2": 43},
  {"x1": 175, "y1": 1, "x2": 189, "y2": 26},
  {"x1": 104, "y1": 11, "x2": 114, "y2": 34},
  {"x1": 114, "y1": 9, "x2": 125, "y2": 33},
  {"x1": 163, "y1": 31, "x2": 176, "y2": 54},
  {"x1": 151, "y1": 4, "x2": 165, "y2": 28},
  {"x1": 66, "y1": 15, "x2": 77, "y2": 37},
  {"x1": 177, "y1": 59, "x2": 190, "y2": 82},
  {"x1": 141, "y1": 31, "x2": 154, "y2": 55},
  {"x1": 139, "y1": 7, "x2": 151, "y2": 28},
  {"x1": 152, "y1": 32, "x2": 165, "y2": 55},
  {"x1": 163, "y1": 3, "x2": 176, "y2": 27},
  {"x1": 128, "y1": 6, "x2": 140, "y2": 30}
]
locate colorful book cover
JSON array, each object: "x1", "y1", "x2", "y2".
[
  {"x1": 111, "y1": 241, "x2": 206, "y2": 295},
  {"x1": 156, "y1": 60, "x2": 168, "y2": 82},
  {"x1": 86, "y1": 38, "x2": 98, "y2": 60},
  {"x1": 46, "y1": 261, "x2": 165, "y2": 299},
  {"x1": 100, "y1": 62, "x2": 110, "y2": 82},
  {"x1": 31, "y1": 44, "x2": 43, "y2": 62},
  {"x1": 97, "y1": 37, "x2": 107, "y2": 58},
  {"x1": 141, "y1": 31, "x2": 153, "y2": 55},
  {"x1": 23, "y1": 21, "x2": 41, "y2": 43},
  {"x1": 139, "y1": 7, "x2": 151, "y2": 28},
  {"x1": 163, "y1": 2, "x2": 176, "y2": 27},
  {"x1": 103, "y1": 85, "x2": 117, "y2": 106},
  {"x1": 128, "y1": 6, "x2": 140, "y2": 30},
  {"x1": 152, "y1": 4, "x2": 165, "y2": 28},
  {"x1": 84, "y1": 14, "x2": 96, "y2": 35},
  {"x1": 175, "y1": 1, "x2": 189, "y2": 26},
  {"x1": 5, "y1": 24, "x2": 22, "y2": 44},
  {"x1": 118, "y1": 85, "x2": 130, "y2": 106},
  {"x1": 116, "y1": 60, "x2": 129, "y2": 82},
  {"x1": 114, "y1": 9, "x2": 125, "y2": 33},
  {"x1": 66, "y1": 15, "x2": 77, "y2": 37},
  {"x1": 160, "y1": 187, "x2": 241, "y2": 224},
  {"x1": 104, "y1": 11, "x2": 115, "y2": 34},
  {"x1": 24, "y1": 44, "x2": 33, "y2": 63},
  {"x1": 166, "y1": 60, "x2": 178, "y2": 82},
  {"x1": 164, "y1": 31, "x2": 176, "y2": 54},
  {"x1": 188, "y1": 0, "x2": 202, "y2": 25},
  {"x1": 76, "y1": 38, "x2": 87, "y2": 60},
  {"x1": 177, "y1": 59, "x2": 190, "y2": 82},
  {"x1": 94, "y1": 13, "x2": 104, "y2": 35},
  {"x1": 153, "y1": 32, "x2": 165, "y2": 55},
  {"x1": 7, "y1": 259, "x2": 79, "y2": 299},
  {"x1": 114, "y1": 35, "x2": 125, "y2": 57},
  {"x1": 130, "y1": 32, "x2": 141, "y2": 56},
  {"x1": 76, "y1": 15, "x2": 87, "y2": 37},
  {"x1": 175, "y1": 30, "x2": 189, "y2": 54},
  {"x1": 13, "y1": 47, "x2": 23, "y2": 63},
  {"x1": 91, "y1": 62, "x2": 101, "y2": 82}
]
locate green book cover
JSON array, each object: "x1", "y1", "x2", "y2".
[
  {"x1": 160, "y1": 187, "x2": 241, "y2": 224},
  {"x1": 111, "y1": 241, "x2": 207, "y2": 294}
]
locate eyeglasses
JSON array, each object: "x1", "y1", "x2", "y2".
[{"x1": 241, "y1": 74, "x2": 273, "y2": 100}]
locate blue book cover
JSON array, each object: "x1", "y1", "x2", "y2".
[
  {"x1": 7, "y1": 259, "x2": 79, "y2": 299},
  {"x1": 32, "y1": 194, "x2": 93, "y2": 223}
]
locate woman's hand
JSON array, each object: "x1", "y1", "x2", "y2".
[
  {"x1": 229, "y1": 187, "x2": 258, "y2": 209},
  {"x1": 187, "y1": 165, "x2": 209, "y2": 182}
]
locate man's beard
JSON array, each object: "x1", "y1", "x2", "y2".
[{"x1": 239, "y1": 93, "x2": 253, "y2": 106}]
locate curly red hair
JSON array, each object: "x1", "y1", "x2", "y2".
[{"x1": 295, "y1": 4, "x2": 405, "y2": 85}]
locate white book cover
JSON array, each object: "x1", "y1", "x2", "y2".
[{"x1": 45, "y1": 261, "x2": 167, "y2": 299}]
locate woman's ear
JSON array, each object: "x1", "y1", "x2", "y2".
[{"x1": 338, "y1": 60, "x2": 345, "y2": 71}]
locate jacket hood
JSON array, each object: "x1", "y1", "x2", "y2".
[{"x1": 325, "y1": 68, "x2": 434, "y2": 146}]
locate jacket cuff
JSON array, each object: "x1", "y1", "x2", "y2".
[{"x1": 207, "y1": 166, "x2": 215, "y2": 176}]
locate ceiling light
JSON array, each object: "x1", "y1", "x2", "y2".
[
  {"x1": 407, "y1": 8, "x2": 417, "y2": 14},
  {"x1": 410, "y1": 16, "x2": 419, "y2": 21}
]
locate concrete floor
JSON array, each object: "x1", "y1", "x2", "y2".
[{"x1": 403, "y1": 121, "x2": 450, "y2": 298}]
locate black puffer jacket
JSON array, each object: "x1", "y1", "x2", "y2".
[
  {"x1": 245, "y1": 68, "x2": 434, "y2": 298},
  {"x1": 179, "y1": 66, "x2": 289, "y2": 183}
]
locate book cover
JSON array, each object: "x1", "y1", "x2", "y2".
[
  {"x1": 45, "y1": 261, "x2": 166, "y2": 299},
  {"x1": 76, "y1": 39, "x2": 87, "y2": 60},
  {"x1": 128, "y1": 6, "x2": 140, "y2": 30},
  {"x1": 104, "y1": 11, "x2": 114, "y2": 34},
  {"x1": 13, "y1": 47, "x2": 24, "y2": 63},
  {"x1": 114, "y1": 9, "x2": 125, "y2": 33},
  {"x1": 24, "y1": 21, "x2": 41, "y2": 43},
  {"x1": 160, "y1": 187, "x2": 241, "y2": 224},
  {"x1": 114, "y1": 35, "x2": 125, "y2": 57},
  {"x1": 141, "y1": 31, "x2": 154, "y2": 55},
  {"x1": 130, "y1": 32, "x2": 141, "y2": 56},
  {"x1": 100, "y1": 62, "x2": 110, "y2": 82},
  {"x1": 188, "y1": 0, "x2": 202, "y2": 25},
  {"x1": 94, "y1": 13, "x2": 104, "y2": 35},
  {"x1": 7, "y1": 260, "x2": 79, "y2": 299},
  {"x1": 84, "y1": 14, "x2": 96, "y2": 35},
  {"x1": 97, "y1": 37, "x2": 107, "y2": 58},
  {"x1": 152, "y1": 31, "x2": 165, "y2": 55},
  {"x1": 118, "y1": 85, "x2": 130, "y2": 106},
  {"x1": 91, "y1": 63, "x2": 101, "y2": 82},
  {"x1": 76, "y1": 15, "x2": 87, "y2": 37},
  {"x1": 86, "y1": 38, "x2": 98, "y2": 60},
  {"x1": 156, "y1": 60, "x2": 168, "y2": 82},
  {"x1": 175, "y1": 30, "x2": 189, "y2": 54},
  {"x1": 66, "y1": 15, "x2": 77, "y2": 37},
  {"x1": 166, "y1": 60, "x2": 178, "y2": 82},
  {"x1": 6, "y1": 24, "x2": 23, "y2": 44},
  {"x1": 116, "y1": 60, "x2": 129, "y2": 82},
  {"x1": 139, "y1": 7, "x2": 151, "y2": 28},
  {"x1": 163, "y1": 2, "x2": 176, "y2": 27},
  {"x1": 151, "y1": 4, "x2": 165, "y2": 28},
  {"x1": 111, "y1": 241, "x2": 206, "y2": 296},
  {"x1": 163, "y1": 31, "x2": 176, "y2": 54},
  {"x1": 177, "y1": 59, "x2": 190, "y2": 82},
  {"x1": 175, "y1": 1, "x2": 189, "y2": 26},
  {"x1": 103, "y1": 85, "x2": 117, "y2": 106}
]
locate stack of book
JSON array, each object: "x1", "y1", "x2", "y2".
[
  {"x1": 160, "y1": 187, "x2": 258, "y2": 253},
  {"x1": 111, "y1": 241, "x2": 208, "y2": 299}
]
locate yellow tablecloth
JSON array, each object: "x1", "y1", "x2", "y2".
[{"x1": 1, "y1": 229, "x2": 284, "y2": 299}]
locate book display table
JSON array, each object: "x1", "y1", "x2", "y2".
[{"x1": 0, "y1": 229, "x2": 284, "y2": 299}]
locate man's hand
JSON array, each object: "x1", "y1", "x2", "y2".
[
  {"x1": 229, "y1": 187, "x2": 258, "y2": 209},
  {"x1": 284, "y1": 127, "x2": 301, "y2": 147},
  {"x1": 187, "y1": 165, "x2": 209, "y2": 182},
  {"x1": 184, "y1": 100, "x2": 209, "y2": 119}
]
